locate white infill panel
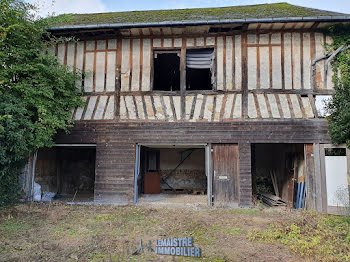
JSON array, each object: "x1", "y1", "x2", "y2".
[
  {"x1": 106, "y1": 51, "x2": 116, "y2": 92},
  {"x1": 315, "y1": 33, "x2": 325, "y2": 89},
  {"x1": 303, "y1": 33, "x2": 311, "y2": 90},
  {"x1": 142, "y1": 39, "x2": 151, "y2": 91},
  {"x1": 173, "y1": 96, "x2": 181, "y2": 120},
  {"x1": 247, "y1": 46, "x2": 257, "y2": 90},
  {"x1": 75, "y1": 42, "x2": 84, "y2": 71},
  {"x1": 84, "y1": 96, "x2": 97, "y2": 120},
  {"x1": 74, "y1": 96, "x2": 87, "y2": 120},
  {"x1": 325, "y1": 156, "x2": 349, "y2": 207},
  {"x1": 57, "y1": 43, "x2": 65, "y2": 65},
  {"x1": 223, "y1": 94, "x2": 234, "y2": 119},
  {"x1": 174, "y1": 38, "x2": 182, "y2": 47},
  {"x1": 260, "y1": 46, "x2": 269, "y2": 89},
  {"x1": 206, "y1": 37, "x2": 215, "y2": 46},
  {"x1": 257, "y1": 94, "x2": 269, "y2": 118},
  {"x1": 186, "y1": 38, "x2": 194, "y2": 47},
  {"x1": 121, "y1": 39, "x2": 130, "y2": 91},
  {"x1": 216, "y1": 36, "x2": 224, "y2": 90},
  {"x1": 125, "y1": 96, "x2": 137, "y2": 119},
  {"x1": 292, "y1": 33, "x2": 302, "y2": 89},
  {"x1": 119, "y1": 96, "x2": 127, "y2": 120},
  {"x1": 267, "y1": 94, "x2": 280, "y2": 118},
  {"x1": 131, "y1": 39, "x2": 141, "y2": 91},
  {"x1": 153, "y1": 39, "x2": 161, "y2": 47},
  {"x1": 185, "y1": 96, "x2": 194, "y2": 120},
  {"x1": 203, "y1": 95, "x2": 214, "y2": 120},
  {"x1": 163, "y1": 38, "x2": 172, "y2": 47},
  {"x1": 290, "y1": 94, "x2": 302, "y2": 118},
  {"x1": 86, "y1": 40, "x2": 95, "y2": 51},
  {"x1": 95, "y1": 52, "x2": 106, "y2": 92},
  {"x1": 134, "y1": 96, "x2": 145, "y2": 120},
  {"x1": 104, "y1": 96, "x2": 114, "y2": 119},
  {"x1": 196, "y1": 37, "x2": 204, "y2": 46},
  {"x1": 144, "y1": 96, "x2": 155, "y2": 120},
  {"x1": 163, "y1": 96, "x2": 174, "y2": 121},
  {"x1": 96, "y1": 40, "x2": 106, "y2": 50},
  {"x1": 108, "y1": 39, "x2": 117, "y2": 49},
  {"x1": 301, "y1": 97, "x2": 314, "y2": 118},
  {"x1": 192, "y1": 94, "x2": 203, "y2": 121},
  {"x1": 284, "y1": 33, "x2": 293, "y2": 89},
  {"x1": 93, "y1": 96, "x2": 108, "y2": 120},
  {"x1": 272, "y1": 46, "x2": 282, "y2": 89},
  {"x1": 225, "y1": 36, "x2": 233, "y2": 90},
  {"x1": 233, "y1": 94, "x2": 242, "y2": 118},
  {"x1": 84, "y1": 52, "x2": 94, "y2": 92},
  {"x1": 66, "y1": 42, "x2": 75, "y2": 71},
  {"x1": 214, "y1": 94, "x2": 224, "y2": 121},
  {"x1": 153, "y1": 95, "x2": 165, "y2": 120},
  {"x1": 235, "y1": 35, "x2": 242, "y2": 89},
  {"x1": 248, "y1": 93, "x2": 257, "y2": 118},
  {"x1": 278, "y1": 94, "x2": 291, "y2": 118}
]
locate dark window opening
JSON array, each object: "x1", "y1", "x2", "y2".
[
  {"x1": 186, "y1": 48, "x2": 214, "y2": 90},
  {"x1": 153, "y1": 53, "x2": 180, "y2": 91},
  {"x1": 186, "y1": 68, "x2": 212, "y2": 90}
]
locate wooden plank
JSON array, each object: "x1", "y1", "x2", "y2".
[
  {"x1": 84, "y1": 52, "x2": 94, "y2": 92},
  {"x1": 248, "y1": 93, "x2": 257, "y2": 118},
  {"x1": 305, "y1": 144, "x2": 316, "y2": 210},
  {"x1": 267, "y1": 94, "x2": 280, "y2": 118},
  {"x1": 121, "y1": 39, "x2": 131, "y2": 92},
  {"x1": 131, "y1": 39, "x2": 141, "y2": 91},
  {"x1": 257, "y1": 94, "x2": 269, "y2": 118},
  {"x1": 214, "y1": 94, "x2": 224, "y2": 121},
  {"x1": 94, "y1": 95, "x2": 108, "y2": 120},
  {"x1": 203, "y1": 95, "x2": 214, "y2": 121},
  {"x1": 106, "y1": 51, "x2": 116, "y2": 92},
  {"x1": 292, "y1": 33, "x2": 302, "y2": 89},
  {"x1": 233, "y1": 94, "x2": 242, "y2": 118},
  {"x1": 259, "y1": 46, "x2": 270, "y2": 89},
  {"x1": 278, "y1": 94, "x2": 291, "y2": 118},
  {"x1": 104, "y1": 95, "x2": 115, "y2": 119},
  {"x1": 212, "y1": 144, "x2": 239, "y2": 205},
  {"x1": 216, "y1": 36, "x2": 224, "y2": 90},
  {"x1": 95, "y1": 52, "x2": 106, "y2": 92},
  {"x1": 84, "y1": 96, "x2": 97, "y2": 120},
  {"x1": 303, "y1": 33, "x2": 311, "y2": 90},
  {"x1": 235, "y1": 35, "x2": 242, "y2": 90}
]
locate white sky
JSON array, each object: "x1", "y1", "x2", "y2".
[{"x1": 25, "y1": 0, "x2": 350, "y2": 18}]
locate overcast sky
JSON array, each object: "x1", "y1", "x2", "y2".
[{"x1": 26, "y1": 0, "x2": 350, "y2": 18}]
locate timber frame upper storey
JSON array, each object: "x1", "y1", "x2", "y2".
[{"x1": 49, "y1": 3, "x2": 350, "y2": 207}]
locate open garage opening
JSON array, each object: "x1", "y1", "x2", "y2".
[
  {"x1": 251, "y1": 144, "x2": 305, "y2": 209},
  {"x1": 136, "y1": 145, "x2": 208, "y2": 206},
  {"x1": 34, "y1": 146, "x2": 96, "y2": 202}
]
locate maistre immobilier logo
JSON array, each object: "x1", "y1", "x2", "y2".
[{"x1": 156, "y1": 237, "x2": 201, "y2": 257}]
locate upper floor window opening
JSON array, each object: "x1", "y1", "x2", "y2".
[{"x1": 153, "y1": 48, "x2": 215, "y2": 91}]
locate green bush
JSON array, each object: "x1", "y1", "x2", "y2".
[{"x1": 0, "y1": 0, "x2": 84, "y2": 206}]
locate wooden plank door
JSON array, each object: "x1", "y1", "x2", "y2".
[{"x1": 212, "y1": 144, "x2": 239, "y2": 205}]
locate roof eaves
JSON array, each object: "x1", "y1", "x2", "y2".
[{"x1": 49, "y1": 16, "x2": 350, "y2": 31}]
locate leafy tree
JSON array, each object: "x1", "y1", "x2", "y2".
[
  {"x1": 326, "y1": 24, "x2": 350, "y2": 148},
  {"x1": 0, "y1": 0, "x2": 84, "y2": 206}
]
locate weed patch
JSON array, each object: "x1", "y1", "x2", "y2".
[{"x1": 248, "y1": 212, "x2": 350, "y2": 261}]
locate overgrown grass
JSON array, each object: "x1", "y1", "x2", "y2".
[{"x1": 248, "y1": 212, "x2": 350, "y2": 261}]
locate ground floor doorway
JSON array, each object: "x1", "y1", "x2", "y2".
[
  {"x1": 134, "y1": 145, "x2": 209, "y2": 206},
  {"x1": 34, "y1": 146, "x2": 96, "y2": 202},
  {"x1": 251, "y1": 144, "x2": 305, "y2": 208}
]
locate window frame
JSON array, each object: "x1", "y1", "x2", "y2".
[{"x1": 151, "y1": 46, "x2": 217, "y2": 93}]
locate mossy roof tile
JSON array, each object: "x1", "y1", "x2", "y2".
[{"x1": 48, "y1": 2, "x2": 348, "y2": 28}]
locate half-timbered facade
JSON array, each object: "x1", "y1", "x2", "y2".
[{"x1": 29, "y1": 3, "x2": 350, "y2": 214}]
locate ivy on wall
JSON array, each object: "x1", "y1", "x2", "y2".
[{"x1": 325, "y1": 24, "x2": 350, "y2": 148}]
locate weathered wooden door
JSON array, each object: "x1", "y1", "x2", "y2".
[{"x1": 212, "y1": 144, "x2": 239, "y2": 205}]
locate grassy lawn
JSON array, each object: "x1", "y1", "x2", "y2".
[{"x1": 0, "y1": 203, "x2": 349, "y2": 261}]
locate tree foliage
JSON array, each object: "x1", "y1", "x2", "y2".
[
  {"x1": 0, "y1": 0, "x2": 84, "y2": 206},
  {"x1": 326, "y1": 24, "x2": 350, "y2": 148}
]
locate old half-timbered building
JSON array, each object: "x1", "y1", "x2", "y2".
[{"x1": 28, "y1": 3, "x2": 350, "y2": 214}]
